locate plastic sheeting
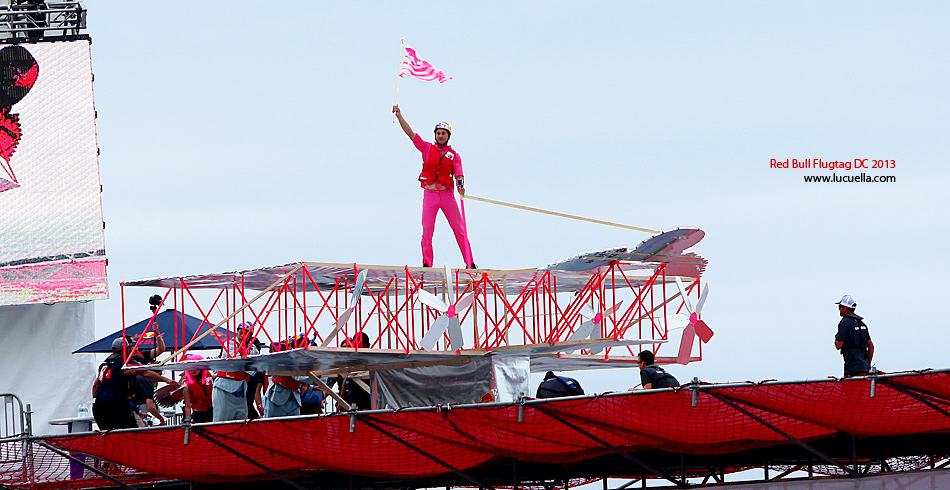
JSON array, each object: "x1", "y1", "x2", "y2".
[
  {"x1": 123, "y1": 261, "x2": 676, "y2": 296},
  {"x1": 0, "y1": 302, "x2": 97, "y2": 434},
  {"x1": 156, "y1": 338, "x2": 653, "y2": 374},
  {"x1": 121, "y1": 229, "x2": 707, "y2": 295},
  {"x1": 373, "y1": 359, "x2": 492, "y2": 409},
  {"x1": 492, "y1": 355, "x2": 530, "y2": 402}
]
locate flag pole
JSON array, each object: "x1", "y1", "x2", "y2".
[
  {"x1": 393, "y1": 39, "x2": 404, "y2": 123},
  {"x1": 459, "y1": 194, "x2": 473, "y2": 267}
]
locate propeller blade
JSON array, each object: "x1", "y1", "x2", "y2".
[
  {"x1": 677, "y1": 323, "x2": 696, "y2": 365},
  {"x1": 154, "y1": 384, "x2": 183, "y2": 408},
  {"x1": 695, "y1": 283, "x2": 709, "y2": 315},
  {"x1": 603, "y1": 300, "x2": 624, "y2": 317},
  {"x1": 349, "y1": 270, "x2": 368, "y2": 309},
  {"x1": 319, "y1": 306, "x2": 355, "y2": 347},
  {"x1": 447, "y1": 317, "x2": 464, "y2": 350},
  {"x1": 674, "y1": 277, "x2": 693, "y2": 314},
  {"x1": 587, "y1": 301, "x2": 623, "y2": 354},
  {"x1": 580, "y1": 304, "x2": 595, "y2": 319},
  {"x1": 567, "y1": 319, "x2": 597, "y2": 343},
  {"x1": 663, "y1": 314, "x2": 689, "y2": 331},
  {"x1": 417, "y1": 288, "x2": 448, "y2": 312},
  {"x1": 455, "y1": 291, "x2": 476, "y2": 312},
  {"x1": 694, "y1": 319, "x2": 714, "y2": 343},
  {"x1": 444, "y1": 265, "x2": 456, "y2": 304},
  {"x1": 419, "y1": 314, "x2": 451, "y2": 351},
  {"x1": 337, "y1": 306, "x2": 355, "y2": 328}
]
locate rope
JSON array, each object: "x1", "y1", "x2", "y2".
[{"x1": 462, "y1": 194, "x2": 659, "y2": 234}]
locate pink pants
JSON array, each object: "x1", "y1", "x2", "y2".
[{"x1": 421, "y1": 189, "x2": 474, "y2": 266}]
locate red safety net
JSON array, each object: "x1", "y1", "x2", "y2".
[{"x1": 3, "y1": 371, "x2": 950, "y2": 489}]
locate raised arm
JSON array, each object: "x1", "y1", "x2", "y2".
[
  {"x1": 150, "y1": 320, "x2": 165, "y2": 359},
  {"x1": 392, "y1": 105, "x2": 414, "y2": 139}
]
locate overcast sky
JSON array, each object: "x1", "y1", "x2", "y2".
[{"x1": 83, "y1": 1, "x2": 950, "y2": 391}]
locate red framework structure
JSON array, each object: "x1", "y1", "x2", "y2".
[{"x1": 117, "y1": 228, "x2": 710, "y2": 369}]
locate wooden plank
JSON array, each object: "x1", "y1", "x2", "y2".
[
  {"x1": 350, "y1": 376, "x2": 371, "y2": 395},
  {"x1": 308, "y1": 372, "x2": 350, "y2": 410}
]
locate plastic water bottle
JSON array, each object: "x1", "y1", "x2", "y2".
[{"x1": 77, "y1": 403, "x2": 90, "y2": 418}]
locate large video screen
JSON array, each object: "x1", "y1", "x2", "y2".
[{"x1": 0, "y1": 40, "x2": 107, "y2": 306}]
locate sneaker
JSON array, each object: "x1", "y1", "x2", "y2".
[
  {"x1": 468, "y1": 263, "x2": 477, "y2": 269},
  {"x1": 423, "y1": 261, "x2": 431, "y2": 268}
]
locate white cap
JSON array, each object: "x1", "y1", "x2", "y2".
[{"x1": 836, "y1": 295, "x2": 857, "y2": 309}]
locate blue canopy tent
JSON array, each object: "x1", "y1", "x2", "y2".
[{"x1": 73, "y1": 309, "x2": 224, "y2": 353}]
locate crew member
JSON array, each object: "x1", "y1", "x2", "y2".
[
  {"x1": 834, "y1": 295, "x2": 874, "y2": 376},
  {"x1": 338, "y1": 333, "x2": 372, "y2": 410},
  {"x1": 181, "y1": 354, "x2": 214, "y2": 423},
  {"x1": 635, "y1": 350, "x2": 680, "y2": 389},
  {"x1": 393, "y1": 104, "x2": 475, "y2": 269},
  {"x1": 211, "y1": 323, "x2": 256, "y2": 421},
  {"x1": 263, "y1": 375, "x2": 321, "y2": 417},
  {"x1": 91, "y1": 338, "x2": 145, "y2": 430},
  {"x1": 536, "y1": 371, "x2": 585, "y2": 398}
]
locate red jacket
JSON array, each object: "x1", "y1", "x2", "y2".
[
  {"x1": 418, "y1": 144, "x2": 457, "y2": 189},
  {"x1": 185, "y1": 372, "x2": 212, "y2": 411}
]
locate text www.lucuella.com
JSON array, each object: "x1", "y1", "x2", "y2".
[{"x1": 770, "y1": 158, "x2": 897, "y2": 183}]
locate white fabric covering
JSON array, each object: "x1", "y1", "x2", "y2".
[{"x1": 0, "y1": 302, "x2": 97, "y2": 435}]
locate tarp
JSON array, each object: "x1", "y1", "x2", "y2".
[
  {"x1": 120, "y1": 229, "x2": 707, "y2": 295},
  {"x1": 72, "y1": 309, "x2": 223, "y2": 353}
]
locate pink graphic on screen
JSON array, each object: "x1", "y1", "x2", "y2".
[
  {"x1": 0, "y1": 40, "x2": 109, "y2": 306},
  {"x1": 0, "y1": 45, "x2": 38, "y2": 193}
]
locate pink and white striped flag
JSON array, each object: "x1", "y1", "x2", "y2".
[{"x1": 400, "y1": 41, "x2": 452, "y2": 83}]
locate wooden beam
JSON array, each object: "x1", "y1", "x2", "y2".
[
  {"x1": 351, "y1": 376, "x2": 371, "y2": 395},
  {"x1": 308, "y1": 372, "x2": 350, "y2": 410}
]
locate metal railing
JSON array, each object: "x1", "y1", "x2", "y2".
[
  {"x1": 0, "y1": 1, "x2": 87, "y2": 42},
  {"x1": 0, "y1": 393, "x2": 30, "y2": 439},
  {"x1": 0, "y1": 393, "x2": 34, "y2": 485}
]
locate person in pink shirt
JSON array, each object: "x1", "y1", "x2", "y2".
[{"x1": 393, "y1": 104, "x2": 475, "y2": 269}]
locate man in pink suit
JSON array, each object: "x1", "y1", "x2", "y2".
[{"x1": 393, "y1": 104, "x2": 475, "y2": 269}]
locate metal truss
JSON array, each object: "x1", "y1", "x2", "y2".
[{"x1": 0, "y1": 1, "x2": 87, "y2": 43}]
